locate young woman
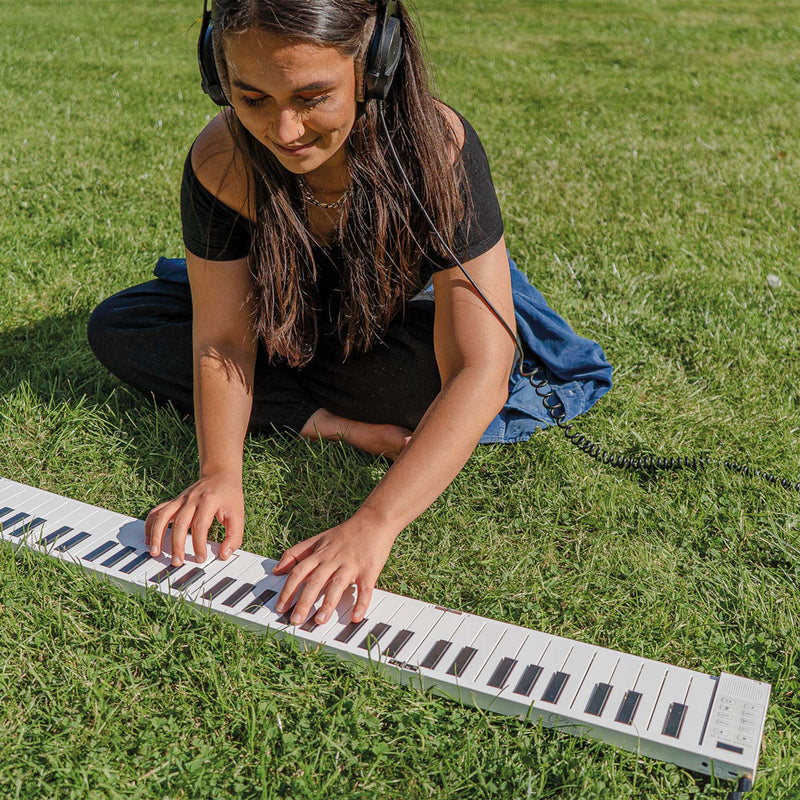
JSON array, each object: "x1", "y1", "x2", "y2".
[{"x1": 88, "y1": 0, "x2": 611, "y2": 629}]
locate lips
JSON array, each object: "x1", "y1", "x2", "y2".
[{"x1": 273, "y1": 139, "x2": 318, "y2": 156}]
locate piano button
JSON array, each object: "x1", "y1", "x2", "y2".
[
  {"x1": 615, "y1": 690, "x2": 642, "y2": 725},
  {"x1": 83, "y1": 541, "x2": 118, "y2": 563},
  {"x1": 149, "y1": 564, "x2": 181, "y2": 585},
  {"x1": 101, "y1": 546, "x2": 137, "y2": 568},
  {"x1": 662, "y1": 702, "x2": 688, "y2": 738},
  {"x1": 487, "y1": 657, "x2": 517, "y2": 689},
  {"x1": 513, "y1": 664, "x2": 544, "y2": 697},
  {"x1": 585, "y1": 682, "x2": 613, "y2": 717},
  {"x1": 447, "y1": 646, "x2": 478, "y2": 677},
  {"x1": 222, "y1": 582, "x2": 255, "y2": 608},
  {"x1": 420, "y1": 639, "x2": 452, "y2": 669},
  {"x1": 541, "y1": 671, "x2": 570, "y2": 704},
  {"x1": 120, "y1": 552, "x2": 152, "y2": 575},
  {"x1": 243, "y1": 587, "x2": 277, "y2": 614},
  {"x1": 384, "y1": 629, "x2": 414, "y2": 658},
  {"x1": 201, "y1": 576, "x2": 236, "y2": 601},
  {"x1": 359, "y1": 622, "x2": 391, "y2": 650},
  {"x1": 56, "y1": 531, "x2": 91, "y2": 551},
  {"x1": 41, "y1": 525, "x2": 73, "y2": 545},
  {"x1": 717, "y1": 741, "x2": 745, "y2": 755},
  {"x1": 334, "y1": 619, "x2": 369, "y2": 644}
]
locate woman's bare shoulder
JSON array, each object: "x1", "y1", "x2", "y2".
[{"x1": 190, "y1": 111, "x2": 253, "y2": 219}]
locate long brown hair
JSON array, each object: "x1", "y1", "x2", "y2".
[{"x1": 210, "y1": 0, "x2": 465, "y2": 367}]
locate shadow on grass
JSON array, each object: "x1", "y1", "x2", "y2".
[{"x1": 0, "y1": 310, "x2": 385, "y2": 547}]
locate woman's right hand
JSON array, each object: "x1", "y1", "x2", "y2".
[{"x1": 144, "y1": 473, "x2": 245, "y2": 567}]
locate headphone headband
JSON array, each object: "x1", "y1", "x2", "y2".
[{"x1": 197, "y1": 1, "x2": 403, "y2": 107}]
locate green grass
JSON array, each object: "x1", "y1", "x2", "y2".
[{"x1": 1, "y1": 0, "x2": 799, "y2": 797}]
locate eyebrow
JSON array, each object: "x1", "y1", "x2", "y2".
[{"x1": 231, "y1": 79, "x2": 333, "y2": 94}]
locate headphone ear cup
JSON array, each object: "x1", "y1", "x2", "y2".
[
  {"x1": 198, "y1": 7, "x2": 230, "y2": 106},
  {"x1": 363, "y1": 5, "x2": 403, "y2": 101}
]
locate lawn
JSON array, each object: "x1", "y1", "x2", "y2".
[{"x1": 0, "y1": 1, "x2": 798, "y2": 798}]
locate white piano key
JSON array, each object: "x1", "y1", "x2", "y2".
[
  {"x1": 402, "y1": 607, "x2": 468, "y2": 670},
  {"x1": 676, "y1": 674, "x2": 718, "y2": 745},
  {"x1": 368, "y1": 599, "x2": 442, "y2": 662},
  {"x1": 570, "y1": 649, "x2": 621, "y2": 716},
  {"x1": 471, "y1": 624, "x2": 530, "y2": 689},
  {"x1": 625, "y1": 660, "x2": 669, "y2": 733},
  {"x1": 538, "y1": 643, "x2": 597, "y2": 707},
  {"x1": 647, "y1": 667, "x2": 694, "y2": 737},
  {"x1": 503, "y1": 629, "x2": 554, "y2": 697}
]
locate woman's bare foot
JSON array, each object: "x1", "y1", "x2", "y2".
[{"x1": 299, "y1": 408, "x2": 412, "y2": 460}]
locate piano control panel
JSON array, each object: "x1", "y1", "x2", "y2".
[{"x1": 0, "y1": 477, "x2": 771, "y2": 784}]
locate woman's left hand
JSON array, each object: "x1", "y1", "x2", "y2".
[{"x1": 272, "y1": 510, "x2": 397, "y2": 627}]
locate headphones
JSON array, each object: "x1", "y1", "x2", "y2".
[{"x1": 197, "y1": 0, "x2": 403, "y2": 107}]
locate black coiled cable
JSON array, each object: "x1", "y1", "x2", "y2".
[{"x1": 522, "y1": 361, "x2": 800, "y2": 492}]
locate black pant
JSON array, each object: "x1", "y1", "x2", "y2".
[{"x1": 87, "y1": 279, "x2": 442, "y2": 433}]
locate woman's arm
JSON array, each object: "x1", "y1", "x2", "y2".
[
  {"x1": 274, "y1": 236, "x2": 516, "y2": 624},
  {"x1": 144, "y1": 250, "x2": 257, "y2": 566}
]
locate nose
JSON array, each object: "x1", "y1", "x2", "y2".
[{"x1": 271, "y1": 106, "x2": 304, "y2": 145}]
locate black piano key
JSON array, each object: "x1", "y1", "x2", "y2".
[
  {"x1": 101, "y1": 546, "x2": 137, "y2": 568},
  {"x1": 359, "y1": 622, "x2": 391, "y2": 650},
  {"x1": 57, "y1": 531, "x2": 91, "y2": 551},
  {"x1": 541, "y1": 671, "x2": 570, "y2": 704},
  {"x1": 300, "y1": 618, "x2": 319, "y2": 632},
  {"x1": 662, "y1": 702, "x2": 688, "y2": 738},
  {"x1": 487, "y1": 657, "x2": 517, "y2": 689},
  {"x1": 447, "y1": 646, "x2": 478, "y2": 677},
  {"x1": 149, "y1": 564, "x2": 181, "y2": 585},
  {"x1": 420, "y1": 639, "x2": 452, "y2": 669},
  {"x1": 513, "y1": 664, "x2": 544, "y2": 697},
  {"x1": 222, "y1": 582, "x2": 255, "y2": 608},
  {"x1": 615, "y1": 690, "x2": 642, "y2": 725},
  {"x1": 172, "y1": 567, "x2": 204, "y2": 591},
  {"x1": 120, "y1": 552, "x2": 152, "y2": 574},
  {"x1": 83, "y1": 541, "x2": 117, "y2": 563},
  {"x1": 201, "y1": 576, "x2": 235, "y2": 601},
  {"x1": 334, "y1": 618, "x2": 368, "y2": 643},
  {"x1": 15, "y1": 516, "x2": 46, "y2": 537},
  {"x1": 585, "y1": 682, "x2": 613, "y2": 717},
  {"x1": 0, "y1": 506, "x2": 13, "y2": 519},
  {"x1": 276, "y1": 603, "x2": 297, "y2": 625},
  {"x1": 41, "y1": 525, "x2": 73, "y2": 545},
  {"x1": 243, "y1": 587, "x2": 277, "y2": 614},
  {"x1": 384, "y1": 629, "x2": 414, "y2": 658},
  {"x1": 1, "y1": 512, "x2": 29, "y2": 531}
]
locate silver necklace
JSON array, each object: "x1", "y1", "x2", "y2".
[{"x1": 297, "y1": 175, "x2": 350, "y2": 210}]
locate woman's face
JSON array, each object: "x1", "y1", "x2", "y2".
[{"x1": 223, "y1": 29, "x2": 358, "y2": 181}]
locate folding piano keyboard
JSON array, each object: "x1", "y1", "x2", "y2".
[{"x1": 0, "y1": 477, "x2": 770, "y2": 784}]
